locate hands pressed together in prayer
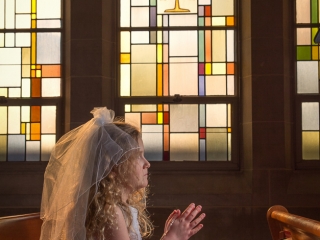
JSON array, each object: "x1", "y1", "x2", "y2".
[{"x1": 161, "y1": 203, "x2": 206, "y2": 240}]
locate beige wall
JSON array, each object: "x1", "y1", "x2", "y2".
[{"x1": 1, "y1": 0, "x2": 320, "y2": 239}]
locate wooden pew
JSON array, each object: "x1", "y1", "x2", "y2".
[
  {"x1": 267, "y1": 205, "x2": 320, "y2": 240},
  {"x1": 0, "y1": 212, "x2": 42, "y2": 240}
]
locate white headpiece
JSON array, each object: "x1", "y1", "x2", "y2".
[{"x1": 40, "y1": 107, "x2": 139, "y2": 240}]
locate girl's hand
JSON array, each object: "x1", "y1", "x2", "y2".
[
  {"x1": 162, "y1": 203, "x2": 205, "y2": 240},
  {"x1": 164, "y1": 209, "x2": 180, "y2": 234}
]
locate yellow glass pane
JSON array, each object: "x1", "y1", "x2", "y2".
[
  {"x1": 31, "y1": 33, "x2": 36, "y2": 64},
  {"x1": 211, "y1": 0, "x2": 233, "y2": 16},
  {"x1": 212, "y1": 17, "x2": 225, "y2": 26},
  {"x1": 205, "y1": 63, "x2": 211, "y2": 74},
  {"x1": 132, "y1": 104, "x2": 156, "y2": 112},
  {"x1": 132, "y1": 45, "x2": 156, "y2": 63},
  {"x1": 157, "y1": 44, "x2": 162, "y2": 63},
  {"x1": 36, "y1": 70, "x2": 41, "y2": 77},
  {"x1": 132, "y1": 64, "x2": 156, "y2": 96},
  {"x1": 26, "y1": 123, "x2": 30, "y2": 140},
  {"x1": 22, "y1": 65, "x2": 31, "y2": 77},
  {"x1": 121, "y1": 53, "x2": 130, "y2": 63},
  {"x1": 157, "y1": 112, "x2": 163, "y2": 124},
  {"x1": 212, "y1": 63, "x2": 226, "y2": 74},
  {"x1": 32, "y1": 0, "x2": 36, "y2": 13},
  {"x1": 21, "y1": 123, "x2": 26, "y2": 134},
  {"x1": 125, "y1": 104, "x2": 131, "y2": 112},
  {"x1": 312, "y1": 46, "x2": 319, "y2": 60},
  {"x1": 302, "y1": 131, "x2": 320, "y2": 160},
  {"x1": 0, "y1": 107, "x2": 7, "y2": 134},
  {"x1": 0, "y1": 135, "x2": 7, "y2": 161},
  {"x1": 0, "y1": 89, "x2": 7, "y2": 97}
]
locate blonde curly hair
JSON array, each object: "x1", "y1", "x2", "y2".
[{"x1": 85, "y1": 122, "x2": 154, "y2": 240}]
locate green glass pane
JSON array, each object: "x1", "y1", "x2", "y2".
[
  {"x1": 297, "y1": 46, "x2": 312, "y2": 60},
  {"x1": 199, "y1": 31, "x2": 204, "y2": 62},
  {"x1": 302, "y1": 131, "x2": 320, "y2": 160},
  {"x1": 207, "y1": 132, "x2": 228, "y2": 161}
]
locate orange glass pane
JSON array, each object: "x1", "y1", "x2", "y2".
[
  {"x1": 42, "y1": 65, "x2": 61, "y2": 77},
  {"x1": 227, "y1": 63, "x2": 234, "y2": 74},
  {"x1": 164, "y1": 125, "x2": 169, "y2": 151},
  {"x1": 157, "y1": 64, "x2": 162, "y2": 96},
  {"x1": 226, "y1": 16, "x2": 234, "y2": 26},
  {"x1": 142, "y1": 113, "x2": 157, "y2": 124},
  {"x1": 164, "y1": 112, "x2": 169, "y2": 124},
  {"x1": 163, "y1": 64, "x2": 169, "y2": 96},
  {"x1": 31, "y1": 106, "x2": 41, "y2": 122},
  {"x1": 31, "y1": 70, "x2": 36, "y2": 77},
  {"x1": 158, "y1": 104, "x2": 163, "y2": 111},
  {"x1": 36, "y1": 65, "x2": 41, "y2": 69},
  {"x1": 205, "y1": 30, "x2": 211, "y2": 62},
  {"x1": 31, "y1": 78, "x2": 41, "y2": 97},
  {"x1": 205, "y1": 6, "x2": 211, "y2": 16},
  {"x1": 205, "y1": 17, "x2": 211, "y2": 26},
  {"x1": 31, "y1": 123, "x2": 41, "y2": 140}
]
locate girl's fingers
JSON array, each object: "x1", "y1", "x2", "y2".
[
  {"x1": 190, "y1": 213, "x2": 206, "y2": 228},
  {"x1": 185, "y1": 205, "x2": 202, "y2": 222},
  {"x1": 189, "y1": 224, "x2": 204, "y2": 237},
  {"x1": 179, "y1": 203, "x2": 195, "y2": 219}
]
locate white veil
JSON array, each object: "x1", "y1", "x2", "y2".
[{"x1": 40, "y1": 107, "x2": 139, "y2": 240}]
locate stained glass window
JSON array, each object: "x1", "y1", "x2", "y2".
[
  {"x1": 0, "y1": 0, "x2": 62, "y2": 161},
  {"x1": 296, "y1": 0, "x2": 320, "y2": 162},
  {"x1": 119, "y1": 0, "x2": 237, "y2": 161}
]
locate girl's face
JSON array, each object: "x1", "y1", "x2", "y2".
[{"x1": 129, "y1": 138, "x2": 150, "y2": 191}]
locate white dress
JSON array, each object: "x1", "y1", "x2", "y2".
[{"x1": 127, "y1": 206, "x2": 142, "y2": 240}]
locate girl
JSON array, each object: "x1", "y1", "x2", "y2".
[{"x1": 40, "y1": 107, "x2": 205, "y2": 240}]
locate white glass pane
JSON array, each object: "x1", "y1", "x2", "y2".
[
  {"x1": 212, "y1": 30, "x2": 226, "y2": 61},
  {"x1": 170, "y1": 133, "x2": 198, "y2": 161},
  {"x1": 131, "y1": 7, "x2": 149, "y2": 27},
  {"x1": 8, "y1": 135, "x2": 25, "y2": 161},
  {"x1": 132, "y1": 0, "x2": 149, "y2": 6},
  {"x1": 170, "y1": 57, "x2": 197, "y2": 63},
  {"x1": 296, "y1": 0, "x2": 310, "y2": 23},
  {"x1": 206, "y1": 76, "x2": 226, "y2": 95},
  {"x1": 5, "y1": 0, "x2": 14, "y2": 29},
  {"x1": 131, "y1": 31, "x2": 149, "y2": 44},
  {"x1": 41, "y1": 106, "x2": 56, "y2": 133},
  {"x1": 0, "y1": 65, "x2": 21, "y2": 87},
  {"x1": 120, "y1": 0, "x2": 130, "y2": 27},
  {"x1": 0, "y1": 48, "x2": 21, "y2": 64},
  {"x1": 212, "y1": 63, "x2": 226, "y2": 74},
  {"x1": 211, "y1": 0, "x2": 233, "y2": 16},
  {"x1": 297, "y1": 61, "x2": 318, "y2": 93},
  {"x1": 120, "y1": 64, "x2": 130, "y2": 96},
  {"x1": 207, "y1": 132, "x2": 227, "y2": 160},
  {"x1": 16, "y1": 0, "x2": 31, "y2": 13},
  {"x1": 37, "y1": 0, "x2": 61, "y2": 19},
  {"x1": 8, "y1": 106, "x2": 20, "y2": 134},
  {"x1": 169, "y1": 15, "x2": 197, "y2": 26},
  {"x1": 37, "y1": 32, "x2": 61, "y2": 64},
  {"x1": 132, "y1": 64, "x2": 156, "y2": 96},
  {"x1": 5, "y1": 33, "x2": 14, "y2": 47},
  {"x1": 169, "y1": 31, "x2": 198, "y2": 56},
  {"x1": 227, "y1": 75, "x2": 234, "y2": 95},
  {"x1": 302, "y1": 102, "x2": 319, "y2": 130},
  {"x1": 170, "y1": 62, "x2": 197, "y2": 95},
  {"x1": 8, "y1": 88, "x2": 20, "y2": 97},
  {"x1": 22, "y1": 78, "x2": 31, "y2": 97},
  {"x1": 132, "y1": 45, "x2": 156, "y2": 63},
  {"x1": 0, "y1": 0, "x2": 4, "y2": 29},
  {"x1": 41, "y1": 135, "x2": 56, "y2": 161},
  {"x1": 227, "y1": 30, "x2": 234, "y2": 62},
  {"x1": 121, "y1": 31, "x2": 130, "y2": 52},
  {"x1": 21, "y1": 106, "x2": 30, "y2": 122},
  {"x1": 297, "y1": 28, "x2": 311, "y2": 45},
  {"x1": 125, "y1": 112, "x2": 141, "y2": 129},
  {"x1": 0, "y1": 33, "x2": 4, "y2": 46},
  {"x1": 16, "y1": 33, "x2": 31, "y2": 47},
  {"x1": 142, "y1": 125, "x2": 163, "y2": 161},
  {"x1": 16, "y1": 14, "x2": 31, "y2": 28},
  {"x1": 26, "y1": 141, "x2": 40, "y2": 161},
  {"x1": 170, "y1": 104, "x2": 198, "y2": 132},
  {"x1": 42, "y1": 78, "x2": 61, "y2": 97},
  {"x1": 207, "y1": 104, "x2": 227, "y2": 127},
  {"x1": 37, "y1": 20, "x2": 61, "y2": 28},
  {"x1": 0, "y1": 107, "x2": 7, "y2": 134}
]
